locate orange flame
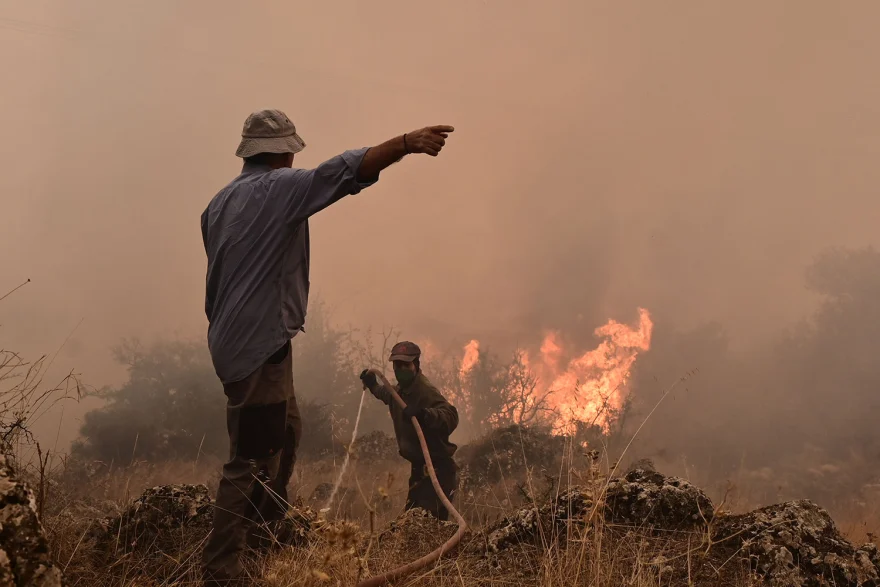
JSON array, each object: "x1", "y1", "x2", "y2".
[
  {"x1": 543, "y1": 308, "x2": 652, "y2": 433},
  {"x1": 452, "y1": 308, "x2": 653, "y2": 435},
  {"x1": 460, "y1": 339, "x2": 480, "y2": 377}
]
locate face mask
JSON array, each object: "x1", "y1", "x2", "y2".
[{"x1": 395, "y1": 368, "x2": 416, "y2": 387}]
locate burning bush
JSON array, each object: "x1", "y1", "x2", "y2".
[{"x1": 428, "y1": 309, "x2": 652, "y2": 439}]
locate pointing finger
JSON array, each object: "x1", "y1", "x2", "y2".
[
  {"x1": 420, "y1": 139, "x2": 443, "y2": 152},
  {"x1": 430, "y1": 125, "x2": 455, "y2": 133}
]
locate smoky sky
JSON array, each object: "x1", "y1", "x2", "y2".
[{"x1": 2, "y1": 1, "x2": 880, "y2": 450}]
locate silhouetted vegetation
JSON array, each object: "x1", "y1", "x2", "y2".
[
  {"x1": 630, "y1": 245, "x2": 880, "y2": 509},
  {"x1": 72, "y1": 299, "x2": 353, "y2": 464},
  {"x1": 68, "y1": 246, "x2": 880, "y2": 513}
]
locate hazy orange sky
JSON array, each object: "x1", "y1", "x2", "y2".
[{"x1": 3, "y1": 1, "x2": 880, "y2": 448}]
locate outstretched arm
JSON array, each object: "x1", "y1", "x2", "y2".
[
  {"x1": 276, "y1": 124, "x2": 454, "y2": 226},
  {"x1": 356, "y1": 125, "x2": 455, "y2": 182}
]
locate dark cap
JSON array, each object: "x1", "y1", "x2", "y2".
[{"x1": 389, "y1": 341, "x2": 421, "y2": 362}]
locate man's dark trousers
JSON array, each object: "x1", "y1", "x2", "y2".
[
  {"x1": 202, "y1": 341, "x2": 302, "y2": 582},
  {"x1": 405, "y1": 458, "x2": 458, "y2": 521}
]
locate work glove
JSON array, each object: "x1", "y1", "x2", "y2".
[
  {"x1": 360, "y1": 369, "x2": 378, "y2": 391},
  {"x1": 403, "y1": 404, "x2": 425, "y2": 422}
]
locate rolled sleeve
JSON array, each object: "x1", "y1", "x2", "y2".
[{"x1": 341, "y1": 147, "x2": 377, "y2": 191}]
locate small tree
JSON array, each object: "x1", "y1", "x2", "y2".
[
  {"x1": 489, "y1": 350, "x2": 555, "y2": 429},
  {"x1": 73, "y1": 338, "x2": 226, "y2": 463},
  {"x1": 432, "y1": 346, "x2": 556, "y2": 438},
  {"x1": 73, "y1": 297, "x2": 362, "y2": 464}
]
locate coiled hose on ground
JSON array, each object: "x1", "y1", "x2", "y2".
[{"x1": 355, "y1": 369, "x2": 467, "y2": 587}]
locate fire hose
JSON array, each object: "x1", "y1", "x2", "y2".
[
  {"x1": 323, "y1": 387, "x2": 367, "y2": 514},
  {"x1": 355, "y1": 369, "x2": 467, "y2": 587}
]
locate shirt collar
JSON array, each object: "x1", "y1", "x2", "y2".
[{"x1": 240, "y1": 161, "x2": 273, "y2": 176}]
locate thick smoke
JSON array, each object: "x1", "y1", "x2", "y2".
[{"x1": 2, "y1": 1, "x2": 880, "y2": 511}]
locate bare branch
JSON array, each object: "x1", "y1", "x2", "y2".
[{"x1": 0, "y1": 278, "x2": 31, "y2": 303}]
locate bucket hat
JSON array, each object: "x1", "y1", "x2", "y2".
[{"x1": 235, "y1": 109, "x2": 305, "y2": 158}]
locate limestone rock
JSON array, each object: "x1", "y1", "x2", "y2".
[
  {"x1": 485, "y1": 486, "x2": 594, "y2": 553},
  {"x1": 90, "y1": 483, "x2": 214, "y2": 559},
  {"x1": 713, "y1": 499, "x2": 880, "y2": 586},
  {"x1": 89, "y1": 483, "x2": 316, "y2": 582},
  {"x1": 604, "y1": 467, "x2": 715, "y2": 530},
  {"x1": 0, "y1": 455, "x2": 64, "y2": 586},
  {"x1": 485, "y1": 468, "x2": 713, "y2": 553}
]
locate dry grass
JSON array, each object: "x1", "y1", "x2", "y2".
[
  {"x1": 28, "y1": 367, "x2": 880, "y2": 586},
  {"x1": 25, "y1": 390, "x2": 880, "y2": 586},
  {"x1": 41, "y1": 450, "x2": 874, "y2": 587}
]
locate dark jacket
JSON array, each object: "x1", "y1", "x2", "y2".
[{"x1": 371, "y1": 372, "x2": 458, "y2": 463}]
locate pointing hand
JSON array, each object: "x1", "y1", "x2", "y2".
[{"x1": 405, "y1": 125, "x2": 455, "y2": 157}]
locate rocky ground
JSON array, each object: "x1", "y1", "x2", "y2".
[
  {"x1": 0, "y1": 455, "x2": 63, "y2": 586},
  {"x1": 64, "y1": 467, "x2": 880, "y2": 586},
  {"x1": 5, "y1": 428, "x2": 880, "y2": 586}
]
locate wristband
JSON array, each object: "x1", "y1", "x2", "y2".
[{"x1": 403, "y1": 133, "x2": 409, "y2": 154}]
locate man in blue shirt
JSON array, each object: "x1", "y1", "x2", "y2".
[{"x1": 201, "y1": 109, "x2": 454, "y2": 585}]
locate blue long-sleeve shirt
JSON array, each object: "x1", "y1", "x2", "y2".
[{"x1": 201, "y1": 148, "x2": 374, "y2": 384}]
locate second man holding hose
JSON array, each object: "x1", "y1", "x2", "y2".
[{"x1": 360, "y1": 341, "x2": 460, "y2": 520}]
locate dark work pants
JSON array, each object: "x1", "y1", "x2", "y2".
[
  {"x1": 405, "y1": 458, "x2": 458, "y2": 521},
  {"x1": 202, "y1": 341, "x2": 302, "y2": 582}
]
